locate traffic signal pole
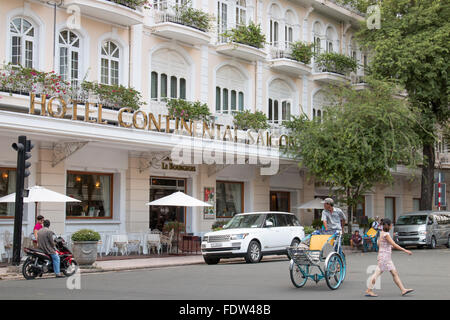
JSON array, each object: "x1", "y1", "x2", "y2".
[{"x1": 11, "y1": 136, "x2": 33, "y2": 266}]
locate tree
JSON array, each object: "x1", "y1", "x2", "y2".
[
  {"x1": 340, "y1": 0, "x2": 450, "y2": 210},
  {"x1": 284, "y1": 79, "x2": 422, "y2": 232}
]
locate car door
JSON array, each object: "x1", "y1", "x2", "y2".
[
  {"x1": 279, "y1": 214, "x2": 295, "y2": 247},
  {"x1": 262, "y1": 214, "x2": 283, "y2": 251}
]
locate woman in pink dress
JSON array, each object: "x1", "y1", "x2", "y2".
[
  {"x1": 365, "y1": 218, "x2": 414, "y2": 297},
  {"x1": 32, "y1": 215, "x2": 44, "y2": 248}
]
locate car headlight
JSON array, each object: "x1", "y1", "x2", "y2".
[
  {"x1": 230, "y1": 233, "x2": 248, "y2": 240},
  {"x1": 202, "y1": 236, "x2": 208, "y2": 242},
  {"x1": 419, "y1": 231, "x2": 427, "y2": 236}
]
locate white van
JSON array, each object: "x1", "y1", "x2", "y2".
[
  {"x1": 394, "y1": 211, "x2": 450, "y2": 249},
  {"x1": 201, "y1": 212, "x2": 305, "y2": 265}
]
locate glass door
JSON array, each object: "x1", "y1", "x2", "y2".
[{"x1": 149, "y1": 177, "x2": 186, "y2": 231}]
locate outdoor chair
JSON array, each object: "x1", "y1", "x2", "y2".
[
  {"x1": 146, "y1": 233, "x2": 161, "y2": 255},
  {"x1": 111, "y1": 234, "x2": 129, "y2": 256},
  {"x1": 127, "y1": 233, "x2": 142, "y2": 255},
  {"x1": 3, "y1": 231, "x2": 13, "y2": 263},
  {"x1": 160, "y1": 229, "x2": 174, "y2": 254}
]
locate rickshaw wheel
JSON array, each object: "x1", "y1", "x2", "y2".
[
  {"x1": 325, "y1": 253, "x2": 343, "y2": 290},
  {"x1": 290, "y1": 264, "x2": 308, "y2": 288},
  {"x1": 340, "y1": 252, "x2": 346, "y2": 283}
]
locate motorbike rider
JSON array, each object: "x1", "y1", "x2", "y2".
[{"x1": 37, "y1": 219, "x2": 64, "y2": 278}]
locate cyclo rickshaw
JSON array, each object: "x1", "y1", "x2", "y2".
[{"x1": 287, "y1": 231, "x2": 346, "y2": 290}]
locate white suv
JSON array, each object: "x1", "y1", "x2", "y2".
[{"x1": 201, "y1": 212, "x2": 305, "y2": 264}]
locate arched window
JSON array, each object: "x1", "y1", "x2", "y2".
[
  {"x1": 269, "y1": 4, "x2": 282, "y2": 48},
  {"x1": 312, "y1": 21, "x2": 322, "y2": 54},
  {"x1": 236, "y1": 0, "x2": 247, "y2": 27},
  {"x1": 268, "y1": 79, "x2": 293, "y2": 125},
  {"x1": 58, "y1": 30, "x2": 80, "y2": 86},
  {"x1": 216, "y1": 65, "x2": 247, "y2": 114},
  {"x1": 100, "y1": 41, "x2": 120, "y2": 85},
  {"x1": 10, "y1": 17, "x2": 35, "y2": 68},
  {"x1": 312, "y1": 90, "x2": 331, "y2": 122},
  {"x1": 284, "y1": 10, "x2": 296, "y2": 48},
  {"x1": 326, "y1": 26, "x2": 338, "y2": 53},
  {"x1": 151, "y1": 48, "x2": 190, "y2": 101}
]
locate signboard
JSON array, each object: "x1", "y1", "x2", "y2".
[{"x1": 203, "y1": 187, "x2": 215, "y2": 219}]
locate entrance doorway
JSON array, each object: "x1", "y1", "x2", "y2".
[
  {"x1": 149, "y1": 177, "x2": 186, "y2": 231},
  {"x1": 270, "y1": 191, "x2": 290, "y2": 212}
]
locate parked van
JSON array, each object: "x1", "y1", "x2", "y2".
[{"x1": 394, "y1": 211, "x2": 450, "y2": 249}]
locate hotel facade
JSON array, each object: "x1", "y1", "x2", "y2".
[{"x1": 0, "y1": 0, "x2": 448, "y2": 239}]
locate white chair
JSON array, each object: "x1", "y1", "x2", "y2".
[
  {"x1": 111, "y1": 234, "x2": 128, "y2": 256},
  {"x1": 160, "y1": 229, "x2": 174, "y2": 254},
  {"x1": 97, "y1": 233, "x2": 107, "y2": 257},
  {"x1": 146, "y1": 233, "x2": 161, "y2": 255},
  {"x1": 127, "y1": 233, "x2": 142, "y2": 255},
  {"x1": 3, "y1": 231, "x2": 13, "y2": 263}
]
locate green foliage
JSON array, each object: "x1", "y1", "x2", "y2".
[
  {"x1": 342, "y1": 233, "x2": 352, "y2": 246},
  {"x1": 0, "y1": 63, "x2": 71, "y2": 97},
  {"x1": 303, "y1": 226, "x2": 315, "y2": 235},
  {"x1": 174, "y1": 1, "x2": 214, "y2": 32},
  {"x1": 284, "y1": 78, "x2": 422, "y2": 231},
  {"x1": 71, "y1": 229, "x2": 101, "y2": 242},
  {"x1": 311, "y1": 219, "x2": 324, "y2": 229},
  {"x1": 222, "y1": 22, "x2": 266, "y2": 49},
  {"x1": 110, "y1": 0, "x2": 151, "y2": 10},
  {"x1": 166, "y1": 98, "x2": 212, "y2": 122},
  {"x1": 315, "y1": 52, "x2": 358, "y2": 75},
  {"x1": 163, "y1": 221, "x2": 185, "y2": 233},
  {"x1": 233, "y1": 110, "x2": 270, "y2": 131},
  {"x1": 81, "y1": 81, "x2": 145, "y2": 110},
  {"x1": 211, "y1": 220, "x2": 228, "y2": 231},
  {"x1": 289, "y1": 41, "x2": 315, "y2": 64}
]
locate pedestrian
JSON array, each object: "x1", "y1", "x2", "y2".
[
  {"x1": 365, "y1": 218, "x2": 414, "y2": 297},
  {"x1": 32, "y1": 215, "x2": 44, "y2": 248},
  {"x1": 37, "y1": 219, "x2": 64, "y2": 278},
  {"x1": 350, "y1": 230, "x2": 363, "y2": 251}
]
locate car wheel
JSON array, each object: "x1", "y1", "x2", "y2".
[
  {"x1": 245, "y1": 240, "x2": 262, "y2": 263},
  {"x1": 287, "y1": 238, "x2": 300, "y2": 259},
  {"x1": 429, "y1": 236, "x2": 436, "y2": 249},
  {"x1": 203, "y1": 256, "x2": 220, "y2": 265}
]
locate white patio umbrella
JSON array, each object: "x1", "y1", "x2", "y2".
[
  {"x1": 146, "y1": 191, "x2": 212, "y2": 207},
  {"x1": 0, "y1": 185, "x2": 81, "y2": 220},
  {"x1": 297, "y1": 198, "x2": 325, "y2": 210},
  {"x1": 146, "y1": 191, "x2": 212, "y2": 255}
]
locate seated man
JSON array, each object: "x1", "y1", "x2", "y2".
[{"x1": 350, "y1": 230, "x2": 363, "y2": 250}]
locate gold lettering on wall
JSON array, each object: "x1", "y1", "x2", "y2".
[
  {"x1": 29, "y1": 93, "x2": 47, "y2": 116},
  {"x1": 47, "y1": 97, "x2": 67, "y2": 119},
  {"x1": 118, "y1": 108, "x2": 133, "y2": 128}
]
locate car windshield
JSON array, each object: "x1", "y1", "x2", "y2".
[
  {"x1": 223, "y1": 214, "x2": 265, "y2": 229},
  {"x1": 396, "y1": 215, "x2": 428, "y2": 225}
]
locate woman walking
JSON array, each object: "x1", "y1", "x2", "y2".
[{"x1": 365, "y1": 218, "x2": 414, "y2": 297}]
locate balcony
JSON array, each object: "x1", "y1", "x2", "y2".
[
  {"x1": 151, "y1": 10, "x2": 211, "y2": 45},
  {"x1": 63, "y1": 0, "x2": 145, "y2": 26},
  {"x1": 351, "y1": 74, "x2": 369, "y2": 90},
  {"x1": 269, "y1": 49, "x2": 312, "y2": 76},
  {"x1": 216, "y1": 41, "x2": 267, "y2": 62}
]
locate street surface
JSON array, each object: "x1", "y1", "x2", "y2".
[{"x1": 0, "y1": 248, "x2": 448, "y2": 300}]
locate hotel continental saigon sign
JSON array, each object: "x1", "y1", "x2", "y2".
[{"x1": 28, "y1": 94, "x2": 291, "y2": 148}]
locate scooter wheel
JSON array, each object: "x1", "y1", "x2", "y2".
[
  {"x1": 22, "y1": 259, "x2": 38, "y2": 280},
  {"x1": 63, "y1": 260, "x2": 78, "y2": 277}
]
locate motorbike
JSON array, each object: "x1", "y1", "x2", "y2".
[{"x1": 22, "y1": 236, "x2": 78, "y2": 280}]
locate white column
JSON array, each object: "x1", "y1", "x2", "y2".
[
  {"x1": 256, "y1": 60, "x2": 263, "y2": 112},
  {"x1": 130, "y1": 24, "x2": 143, "y2": 92},
  {"x1": 200, "y1": 45, "x2": 209, "y2": 104}
]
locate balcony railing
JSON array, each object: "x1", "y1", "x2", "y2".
[{"x1": 153, "y1": 10, "x2": 209, "y2": 33}]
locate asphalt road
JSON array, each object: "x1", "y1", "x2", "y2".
[{"x1": 0, "y1": 248, "x2": 449, "y2": 300}]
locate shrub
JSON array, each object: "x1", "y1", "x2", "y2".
[
  {"x1": 163, "y1": 221, "x2": 185, "y2": 233},
  {"x1": 303, "y1": 226, "x2": 315, "y2": 235},
  {"x1": 311, "y1": 219, "x2": 323, "y2": 229},
  {"x1": 71, "y1": 229, "x2": 101, "y2": 242},
  {"x1": 289, "y1": 41, "x2": 315, "y2": 64},
  {"x1": 222, "y1": 21, "x2": 266, "y2": 49},
  {"x1": 342, "y1": 233, "x2": 352, "y2": 246},
  {"x1": 81, "y1": 81, "x2": 145, "y2": 110},
  {"x1": 315, "y1": 52, "x2": 357, "y2": 75},
  {"x1": 233, "y1": 110, "x2": 270, "y2": 131},
  {"x1": 211, "y1": 220, "x2": 228, "y2": 231},
  {"x1": 174, "y1": 2, "x2": 214, "y2": 32},
  {"x1": 167, "y1": 98, "x2": 212, "y2": 123}
]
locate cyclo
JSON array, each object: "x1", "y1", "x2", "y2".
[{"x1": 287, "y1": 230, "x2": 346, "y2": 290}]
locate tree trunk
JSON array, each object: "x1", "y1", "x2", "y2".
[
  {"x1": 347, "y1": 188, "x2": 352, "y2": 234},
  {"x1": 420, "y1": 142, "x2": 435, "y2": 210}
]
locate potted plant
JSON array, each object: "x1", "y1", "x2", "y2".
[
  {"x1": 289, "y1": 41, "x2": 315, "y2": 64},
  {"x1": 71, "y1": 229, "x2": 101, "y2": 266},
  {"x1": 315, "y1": 52, "x2": 358, "y2": 75}
]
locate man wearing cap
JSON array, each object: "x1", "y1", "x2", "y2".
[{"x1": 321, "y1": 198, "x2": 347, "y2": 234}]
